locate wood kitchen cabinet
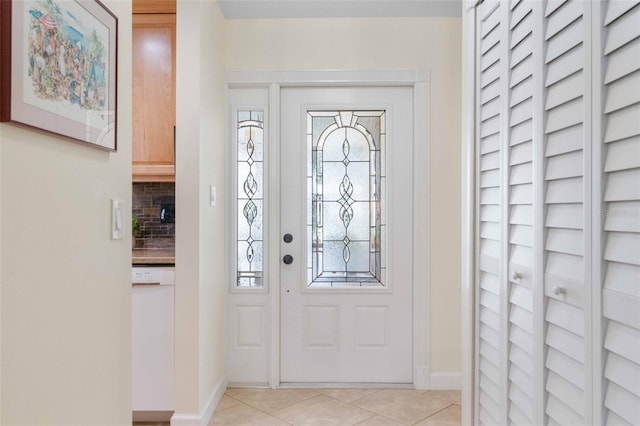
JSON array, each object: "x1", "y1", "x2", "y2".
[{"x1": 132, "y1": 0, "x2": 176, "y2": 182}]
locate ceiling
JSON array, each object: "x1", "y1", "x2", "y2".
[{"x1": 217, "y1": 0, "x2": 462, "y2": 19}]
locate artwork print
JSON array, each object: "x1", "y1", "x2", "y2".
[
  {"x1": 25, "y1": 0, "x2": 110, "y2": 117},
  {"x1": 0, "y1": 0, "x2": 118, "y2": 150}
]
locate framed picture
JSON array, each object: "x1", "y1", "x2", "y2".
[{"x1": 0, "y1": 0, "x2": 118, "y2": 151}]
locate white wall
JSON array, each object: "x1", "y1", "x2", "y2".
[
  {"x1": 225, "y1": 17, "x2": 462, "y2": 376},
  {"x1": 174, "y1": 0, "x2": 227, "y2": 423},
  {"x1": 0, "y1": 1, "x2": 132, "y2": 423},
  {"x1": 225, "y1": 18, "x2": 461, "y2": 380}
]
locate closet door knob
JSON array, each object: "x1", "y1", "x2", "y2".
[
  {"x1": 283, "y1": 255, "x2": 294, "y2": 265},
  {"x1": 512, "y1": 272, "x2": 523, "y2": 280},
  {"x1": 553, "y1": 286, "x2": 566, "y2": 296}
]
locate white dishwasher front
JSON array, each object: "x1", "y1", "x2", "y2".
[{"x1": 132, "y1": 267, "x2": 174, "y2": 419}]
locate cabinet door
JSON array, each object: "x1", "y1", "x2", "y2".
[
  {"x1": 475, "y1": 2, "x2": 506, "y2": 424},
  {"x1": 542, "y1": 1, "x2": 590, "y2": 424},
  {"x1": 132, "y1": 14, "x2": 176, "y2": 181},
  {"x1": 600, "y1": 1, "x2": 640, "y2": 424},
  {"x1": 132, "y1": 284, "x2": 174, "y2": 411}
]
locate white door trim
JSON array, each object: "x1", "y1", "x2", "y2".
[
  {"x1": 226, "y1": 70, "x2": 430, "y2": 389},
  {"x1": 461, "y1": 3, "x2": 476, "y2": 424}
]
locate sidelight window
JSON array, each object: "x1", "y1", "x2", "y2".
[{"x1": 236, "y1": 110, "x2": 264, "y2": 287}]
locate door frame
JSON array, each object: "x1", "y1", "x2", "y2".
[{"x1": 226, "y1": 70, "x2": 431, "y2": 389}]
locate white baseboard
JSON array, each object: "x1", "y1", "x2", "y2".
[
  {"x1": 429, "y1": 372, "x2": 461, "y2": 390},
  {"x1": 201, "y1": 375, "x2": 228, "y2": 426},
  {"x1": 170, "y1": 414, "x2": 201, "y2": 426},
  {"x1": 171, "y1": 375, "x2": 228, "y2": 426}
]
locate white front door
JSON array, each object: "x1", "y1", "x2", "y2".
[{"x1": 280, "y1": 87, "x2": 414, "y2": 383}]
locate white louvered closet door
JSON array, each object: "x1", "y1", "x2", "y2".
[
  {"x1": 476, "y1": 1, "x2": 506, "y2": 424},
  {"x1": 505, "y1": 0, "x2": 536, "y2": 425},
  {"x1": 600, "y1": 1, "x2": 640, "y2": 424},
  {"x1": 472, "y1": 0, "x2": 640, "y2": 424},
  {"x1": 542, "y1": 0, "x2": 591, "y2": 424}
]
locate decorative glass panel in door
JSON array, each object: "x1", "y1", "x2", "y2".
[
  {"x1": 237, "y1": 110, "x2": 264, "y2": 288},
  {"x1": 307, "y1": 111, "x2": 386, "y2": 288}
]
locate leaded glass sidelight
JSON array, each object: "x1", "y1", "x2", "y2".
[
  {"x1": 307, "y1": 111, "x2": 386, "y2": 288},
  {"x1": 237, "y1": 110, "x2": 264, "y2": 287}
]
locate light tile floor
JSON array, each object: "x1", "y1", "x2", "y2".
[{"x1": 210, "y1": 388, "x2": 461, "y2": 426}]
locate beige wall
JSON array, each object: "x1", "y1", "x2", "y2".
[
  {"x1": 0, "y1": 0, "x2": 132, "y2": 423},
  {"x1": 225, "y1": 17, "x2": 462, "y2": 375},
  {"x1": 175, "y1": 0, "x2": 227, "y2": 420},
  {"x1": 197, "y1": 1, "x2": 227, "y2": 411}
]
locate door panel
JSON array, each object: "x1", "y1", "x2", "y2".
[
  {"x1": 601, "y1": 1, "x2": 640, "y2": 424},
  {"x1": 475, "y1": 1, "x2": 505, "y2": 424},
  {"x1": 280, "y1": 87, "x2": 413, "y2": 383}
]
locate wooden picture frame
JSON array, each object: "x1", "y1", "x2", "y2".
[{"x1": 0, "y1": 0, "x2": 118, "y2": 151}]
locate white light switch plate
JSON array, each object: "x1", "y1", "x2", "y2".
[
  {"x1": 112, "y1": 199, "x2": 123, "y2": 240},
  {"x1": 210, "y1": 185, "x2": 216, "y2": 207}
]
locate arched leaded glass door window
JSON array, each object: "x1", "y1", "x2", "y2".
[{"x1": 307, "y1": 111, "x2": 386, "y2": 288}]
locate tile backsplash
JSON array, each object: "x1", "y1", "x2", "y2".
[{"x1": 132, "y1": 183, "x2": 175, "y2": 249}]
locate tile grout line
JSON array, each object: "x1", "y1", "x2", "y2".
[
  {"x1": 409, "y1": 402, "x2": 454, "y2": 426},
  {"x1": 226, "y1": 391, "x2": 324, "y2": 418},
  {"x1": 317, "y1": 388, "x2": 383, "y2": 404},
  {"x1": 317, "y1": 389, "x2": 407, "y2": 425}
]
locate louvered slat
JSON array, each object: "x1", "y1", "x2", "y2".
[
  {"x1": 604, "y1": 37, "x2": 640, "y2": 84},
  {"x1": 604, "y1": 103, "x2": 640, "y2": 143},
  {"x1": 545, "y1": 0, "x2": 569, "y2": 18},
  {"x1": 604, "y1": 382, "x2": 640, "y2": 424},
  {"x1": 546, "y1": 203, "x2": 583, "y2": 229},
  {"x1": 510, "y1": 77, "x2": 533, "y2": 107},
  {"x1": 604, "y1": 320, "x2": 640, "y2": 366},
  {"x1": 545, "y1": 123, "x2": 582, "y2": 156},
  {"x1": 546, "y1": 346, "x2": 585, "y2": 391},
  {"x1": 545, "y1": 150, "x2": 583, "y2": 180},
  {"x1": 603, "y1": 136, "x2": 640, "y2": 172},
  {"x1": 604, "y1": 72, "x2": 640, "y2": 113},
  {"x1": 546, "y1": 370, "x2": 585, "y2": 416},
  {"x1": 546, "y1": 322, "x2": 584, "y2": 362},
  {"x1": 545, "y1": 0, "x2": 582, "y2": 39},
  {"x1": 510, "y1": 204, "x2": 532, "y2": 225},
  {"x1": 511, "y1": 55, "x2": 534, "y2": 88},
  {"x1": 545, "y1": 44, "x2": 583, "y2": 86},
  {"x1": 510, "y1": 162, "x2": 533, "y2": 185},
  {"x1": 546, "y1": 393, "x2": 584, "y2": 425},
  {"x1": 545, "y1": 70, "x2": 583, "y2": 110},
  {"x1": 545, "y1": 17, "x2": 583, "y2": 62},
  {"x1": 603, "y1": 4, "x2": 640, "y2": 55},
  {"x1": 604, "y1": 261, "x2": 640, "y2": 298},
  {"x1": 481, "y1": 133, "x2": 501, "y2": 154},
  {"x1": 604, "y1": 0, "x2": 639, "y2": 25},
  {"x1": 511, "y1": 145, "x2": 533, "y2": 170},
  {"x1": 481, "y1": 204, "x2": 501, "y2": 223}
]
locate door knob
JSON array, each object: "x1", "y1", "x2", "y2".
[
  {"x1": 283, "y1": 233, "x2": 293, "y2": 243},
  {"x1": 512, "y1": 272, "x2": 523, "y2": 280},
  {"x1": 283, "y1": 255, "x2": 294, "y2": 265},
  {"x1": 553, "y1": 286, "x2": 566, "y2": 296}
]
